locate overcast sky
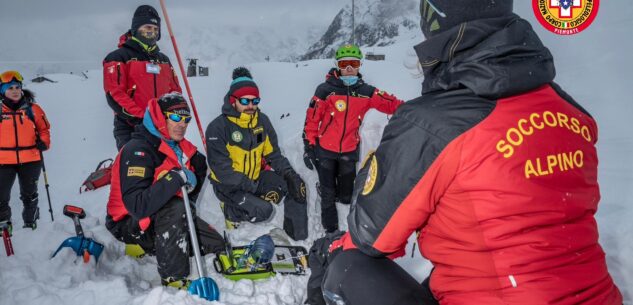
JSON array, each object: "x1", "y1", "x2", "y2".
[{"x1": 0, "y1": 0, "x2": 344, "y2": 74}]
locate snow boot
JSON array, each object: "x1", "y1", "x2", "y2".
[{"x1": 219, "y1": 201, "x2": 240, "y2": 230}]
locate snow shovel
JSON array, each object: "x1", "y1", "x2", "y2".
[
  {"x1": 181, "y1": 187, "x2": 220, "y2": 301},
  {"x1": 51, "y1": 205, "x2": 104, "y2": 263}
]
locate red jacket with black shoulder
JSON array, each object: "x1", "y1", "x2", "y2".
[
  {"x1": 303, "y1": 68, "x2": 403, "y2": 154},
  {"x1": 343, "y1": 15, "x2": 622, "y2": 305},
  {"x1": 103, "y1": 32, "x2": 181, "y2": 119}
]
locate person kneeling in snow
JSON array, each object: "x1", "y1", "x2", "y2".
[
  {"x1": 106, "y1": 93, "x2": 224, "y2": 289},
  {"x1": 309, "y1": 1, "x2": 623, "y2": 305},
  {"x1": 206, "y1": 67, "x2": 308, "y2": 241}
]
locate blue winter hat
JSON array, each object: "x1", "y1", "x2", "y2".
[{"x1": 0, "y1": 81, "x2": 21, "y2": 96}]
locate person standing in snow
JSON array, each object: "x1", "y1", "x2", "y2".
[
  {"x1": 103, "y1": 5, "x2": 181, "y2": 150},
  {"x1": 0, "y1": 70, "x2": 50, "y2": 232},
  {"x1": 309, "y1": 1, "x2": 623, "y2": 305},
  {"x1": 206, "y1": 67, "x2": 308, "y2": 241},
  {"x1": 302, "y1": 44, "x2": 403, "y2": 233},
  {"x1": 106, "y1": 93, "x2": 224, "y2": 289}
]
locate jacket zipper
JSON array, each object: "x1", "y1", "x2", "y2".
[
  {"x1": 12, "y1": 112, "x2": 20, "y2": 164},
  {"x1": 338, "y1": 88, "x2": 351, "y2": 153},
  {"x1": 319, "y1": 112, "x2": 335, "y2": 137},
  {"x1": 116, "y1": 64, "x2": 121, "y2": 84},
  {"x1": 153, "y1": 73, "x2": 157, "y2": 98}
]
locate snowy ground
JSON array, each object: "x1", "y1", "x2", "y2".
[{"x1": 1, "y1": 2, "x2": 632, "y2": 305}]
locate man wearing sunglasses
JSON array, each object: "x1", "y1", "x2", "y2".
[
  {"x1": 303, "y1": 44, "x2": 404, "y2": 233},
  {"x1": 206, "y1": 67, "x2": 308, "y2": 241},
  {"x1": 103, "y1": 5, "x2": 181, "y2": 150},
  {"x1": 315, "y1": 1, "x2": 623, "y2": 305},
  {"x1": 106, "y1": 93, "x2": 224, "y2": 289}
]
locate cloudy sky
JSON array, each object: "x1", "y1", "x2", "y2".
[{"x1": 0, "y1": 0, "x2": 344, "y2": 74}]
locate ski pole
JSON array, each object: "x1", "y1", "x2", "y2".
[
  {"x1": 159, "y1": 0, "x2": 206, "y2": 147},
  {"x1": 39, "y1": 150, "x2": 54, "y2": 222}
]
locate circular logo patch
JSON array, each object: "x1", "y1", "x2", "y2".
[
  {"x1": 532, "y1": 0, "x2": 599, "y2": 35},
  {"x1": 335, "y1": 100, "x2": 347, "y2": 112},
  {"x1": 361, "y1": 155, "x2": 378, "y2": 195},
  {"x1": 263, "y1": 191, "x2": 281, "y2": 204},
  {"x1": 156, "y1": 170, "x2": 169, "y2": 180},
  {"x1": 231, "y1": 131, "x2": 243, "y2": 142}
]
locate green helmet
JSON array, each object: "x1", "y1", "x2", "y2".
[{"x1": 335, "y1": 44, "x2": 363, "y2": 60}]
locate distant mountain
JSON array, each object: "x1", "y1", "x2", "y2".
[{"x1": 301, "y1": 0, "x2": 418, "y2": 60}]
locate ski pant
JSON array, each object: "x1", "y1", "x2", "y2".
[
  {"x1": 316, "y1": 153, "x2": 357, "y2": 233},
  {"x1": 0, "y1": 161, "x2": 41, "y2": 224},
  {"x1": 113, "y1": 115, "x2": 141, "y2": 150},
  {"x1": 106, "y1": 197, "x2": 225, "y2": 280},
  {"x1": 321, "y1": 249, "x2": 438, "y2": 305},
  {"x1": 213, "y1": 170, "x2": 308, "y2": 240}
]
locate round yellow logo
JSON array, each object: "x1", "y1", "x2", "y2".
[
  {"x1": 156, "y1": 170, "x2": 169, "y2": 180},
  {"x1": 335, "y1": 100, "x2": 347, "y2": 112},
  {"x1": 361, "y1": 155, "x2": 378, "y2": 195},
  {"x1": 532, "y1": 0, "x2": 599, "y2": 35}
]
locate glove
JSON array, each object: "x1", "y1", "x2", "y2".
[
  {"x1": 284, "y1": 170, "x2": 307, "y2": 204},
  {"x1": 303, "y1": 144, "x2": 317, "y2": 170},
  {"x1": 35, "y1": 139, "x2": 48, "y2": 151},
  {"x1": 173, "y1": 168, "x2": 197, "y2": 193}
]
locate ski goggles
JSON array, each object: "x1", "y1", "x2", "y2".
[
  {"x1": 233, "y1": 96, "x2": 261, "y2": 106},
  {"x1": 165, "y1": 112, "x2": 192, "y2": 123},
  {"x1": 336, "y1": 59, "x2": 361, "y2": 69},
  {"x1": 0, "y1": 70, "x2": 24, "y2": 84}
]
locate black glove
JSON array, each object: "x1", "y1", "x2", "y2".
[
  {"x1": 35, "y1": 139, "x2": 48, "y2": 151},
  {"x1": 284, "y1": 170, "x2": 307, "y2": 204},
  {"x1": 303, "y1": 144, "x2": 317, "y2": 170}
]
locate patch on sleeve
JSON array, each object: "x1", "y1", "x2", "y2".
[
  {"x1": 134, "y1": 151, "x2": 145, "y2": 157},
  {"x1": 127, "y1": 166, "x2": 146, "y2": 178},
  {"x1": 361, "y1": 155, "x2": 378, "y2": 195}
]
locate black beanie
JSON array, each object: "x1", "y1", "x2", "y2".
[
  {"x1": 420, "y1": 0, "x2": 513, "y2": 38},
  {"x1": 158, "y1": 93, "x2": 191, "y2": 116},
  {"x1": 131, "y1": 5, "x2": 161, "y2": 38}
]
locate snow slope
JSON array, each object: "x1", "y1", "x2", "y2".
[{"x1": 1, "y1": 2, "x2": 632, "y2": 305}]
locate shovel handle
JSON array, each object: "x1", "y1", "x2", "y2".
[{"x1": 182, "y1": 187, "x2": 206, "y2": 278}]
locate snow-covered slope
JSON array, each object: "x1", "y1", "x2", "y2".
[{"x1": 1, "y1": 1, "x2": 632, "y2": 305}]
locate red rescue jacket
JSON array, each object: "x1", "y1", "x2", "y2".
[
  {"x1": 103, "y1": 32, "x2": 181, "y2": 119},
  {"x1": 304, "y1": 69, "x2": 402, "y2": 154}
]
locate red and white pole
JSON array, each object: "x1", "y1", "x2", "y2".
[{"x1": 159, "y1": 0, "x2": 206, "y2": 146}]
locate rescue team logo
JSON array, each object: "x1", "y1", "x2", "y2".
[
  {"x1": 127, "y1": 166, "x2": 146, "y2": 178},
  {"x1": 495, "y1": 110, "x2": 594, "y2": 179},
  {"x1": 231, "y1": 131, "x2": 243, "y2": 143},
  {"x1": 335, "y1": 100, "x2": 347, "y2": 112},
  {"x1": 532, "y1": 0, "x2": 599, "y2": 35},
  {"x1": 263, "y1": 191, "x2": 281, "y2": 204},
  {"x1": 362, "y1": 155, "x2": 378, "y2": 195}
]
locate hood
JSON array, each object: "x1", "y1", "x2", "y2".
[
  {"x1": 414, "y1": 14, "x2": 555, "y2": 99},
  {"x1": 117, "y1": 31, "x2": 132, "y2": 48},
  {"x1": 143, "y1": 98, "x2": 170, "y2": 140},
  {"x1": 1, "y1": 89, "x2": 35, "y2": 110},
  {"x1": 324, "y1": 68, "x2": 366, "y2": 89}
]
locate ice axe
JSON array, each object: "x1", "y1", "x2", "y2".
[
  {"x1": 51, "y1": 205, "x2": 104, "y2": 263},
  {"x1": 181, "y1": 187, "x2": 220, "y2": 301}
]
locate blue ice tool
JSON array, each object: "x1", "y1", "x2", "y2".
[{"x1": 51, "y1": 205, "x2": 104, "y2": 263}]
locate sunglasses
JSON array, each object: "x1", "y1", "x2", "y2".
[
  {"x1": 337, "y1": 60, "x2": 361, "y2": 69},
  {"x1": 0, "y1": 70, "x2": 24, "y2": 84},
  {"x1": 232, "y1": 96, "x2": 261, "y2": 106},
  {"x1": 166, "y1": 112, "x2": 192, "y2": 123}
]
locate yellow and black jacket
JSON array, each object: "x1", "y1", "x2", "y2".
[{"x1": 205, "y1": 96, "x2": 292, "y2": 193}]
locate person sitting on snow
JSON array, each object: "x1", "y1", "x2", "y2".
[
  {"x1": 0, "y1": 70, "x2": 51, "y2": 233},
  {"x1": 106, "y1": 93, "x2": 224, "y2": 289},
  {"x1": 205, "y1": 67, "x2": 308, "y2": 241},
  {"x1": 302, "y1": 44, "x2": 403, "y2": 233},
  {"x1": 103, "y1": 5, "x2": 182, "y2": 150},
  {"x1": 308, "y1": 1, "x2": 623, "y2": 305}
]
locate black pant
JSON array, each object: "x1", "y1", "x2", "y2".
[
  {"x1": 106, "y1": 197, "x2": 225, "y2": 279},
  {"x1": 316, "y1": 153, "x2": 357, "y2": 232},
  {"x1": 113, "y1": 115, "x2": 141, "y2": 150},
  {"x1": 0, "y1": 161, "x2": 42, "y2": 224},
  {"x1": 322, "y1": 249, "x2": 438, "y2": 305},
  {"x1": 213, "y1": 170, "x2": 308, "y2": 240}
]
